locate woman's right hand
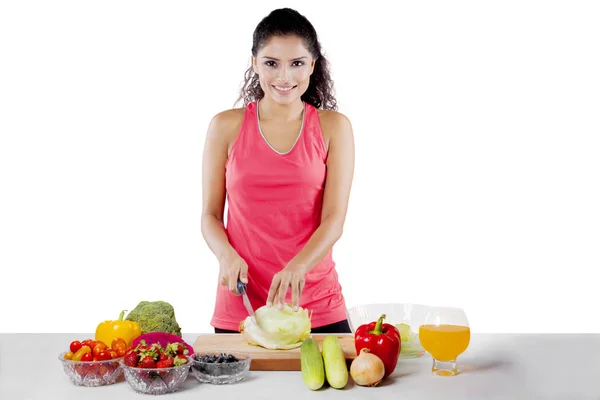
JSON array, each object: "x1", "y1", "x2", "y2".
[{"x1": 219, "y1": 249, "x2": 249, "y2": 296}]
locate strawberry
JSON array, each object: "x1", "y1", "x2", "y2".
[
  {"x1": 139, "y1": 355, "x2": 156, "y2": 369},
  {"x1": 135, "y1": 340, "x2": 149, "y2": 352},
  {"x1": 137, "y1": 343, "x2": 149, "y2": 351},
  {"x1": 159, "y1": 352, "x2": 169, "y2": 361},
  {"x1": 137, "y1": 346, "x2": 159, "y2": 363},
  {"x1": 177, "y1": 344, "x2": 189, "y2": 355},
  {"x1": 151, "y1": 343, "x2": 162, "y2": 354},
  {"x1": 124, "y1": 351, "x2": 139, "y2": 367},
  {"x1": 165, "y1": 343, "x2": 177, "y2": 357},
  {"x1": 156, "y1": 357, "x2": 174, "y2": 369},
  {"x1": 173, "y1": 355, "x2": 188, "y2": 366}
]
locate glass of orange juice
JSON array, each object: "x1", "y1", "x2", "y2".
[{"x1": 419, "y1": 307, "x2": 470, "y2": 376}]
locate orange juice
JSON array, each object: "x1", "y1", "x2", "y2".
[{"x1": 419, "y1": 324, "x2": 470, "y2": 361}]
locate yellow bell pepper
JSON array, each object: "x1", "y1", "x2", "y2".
[{"x1": 95, "y1": 310, "x2": 142, "y2": 348}]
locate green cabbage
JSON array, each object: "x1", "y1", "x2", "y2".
[
  {"x1": 239, "y1": 304, "x2": 311, "y2": 350},
  {"x1": 395, "y1": 323, "x2": 423, "y2": 357},
  {"x1": 395, "y1": 323, "x2": 416, "y2": 342}
]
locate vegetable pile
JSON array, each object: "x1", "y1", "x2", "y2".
[
  {"x1": 299, "y1": 314, "x2": 402, "y2": 390},
  {"x1": 63, "y1": 337, "x2": 128, "y2": 361},
  {"x1": 354, "y1": 313, "x2": 401, "y2": 378},
  {"x1": 301, "y1": 336, "x2": 348, "y2": 390}
]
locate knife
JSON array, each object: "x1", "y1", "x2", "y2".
[{"x1": 237, "y1": 280, "x2": 255, "y2": 318}]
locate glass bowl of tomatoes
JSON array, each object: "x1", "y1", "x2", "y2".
[
  {"x1": 59, "y1": 352, "x2": 123, "y2": 386},
  {"x1": 58, "y1": 338, "x2": 125, "y2": 387}
]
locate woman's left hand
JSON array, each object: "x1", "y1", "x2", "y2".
[{"x1": 267, "y1": 264, "x2": 307, "y2": 311}]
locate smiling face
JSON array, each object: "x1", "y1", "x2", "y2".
[{"x1": 253, "y1": 35, "x2": 316, "y2": 106}]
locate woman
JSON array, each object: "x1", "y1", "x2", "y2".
[{"x1": 201, "y1": 8, "x2": 355, "y2": 334}]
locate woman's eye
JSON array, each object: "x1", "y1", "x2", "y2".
[{"x1": 264, "y1": 60, "x2": 304, "y2": 67}]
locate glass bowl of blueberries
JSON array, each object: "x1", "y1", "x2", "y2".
[{"x1": 190, "y1": 352, "x2": 251, "y2": 384}]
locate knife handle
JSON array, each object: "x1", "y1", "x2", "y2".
[{"x1": 237, "y1": 279, "x2": 247, "y2": 295}]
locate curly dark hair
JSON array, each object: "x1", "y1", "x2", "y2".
[{"x1": 234, "y1": 8, "x2": 337, "y2": 111}]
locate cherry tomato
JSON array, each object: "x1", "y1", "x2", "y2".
[
  {"x1": 113, "y1": 343, "x2": 127, "y2": 353},
  {"x1": 82, "y1": 339, "x2": 94, "y2": 348},
  {"x1": 93, "y1": 343, "x2": 107, "y2": 357},
  {"x1": 99, "y1": 365, "x2": 109, "y2": 376},
  {"x1": 69, "y1": 340, "x2": 82, "y2": 353},
  {"x1": 97, "y1": 350, "x2": 112, "y2": 361},
  {"x1": 64, "y1": 351, "x2": 73, "y2": 360},
  {"x1": 81, "y1": 352, "x2": 93, "y2": 362},
  {"x1": 116, "y1": 348, "x2": 126, "y2": 357},
  {"x1": 111, "y1": 338, "x2": 127, "y2": 349},
  {"x1": 110, "y1": 350, "x2": 119, "y2": 359}
]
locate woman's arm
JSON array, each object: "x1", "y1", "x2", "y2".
[
  {"x1": 201, "y1": 110, "x2": 248, "y2": 292},
  {"x1": 267, "y1": 111, "x2": 355, "y2": 308}
]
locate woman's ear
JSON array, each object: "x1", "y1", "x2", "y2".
[
  {"x1": 252, "y1": 57, "x2": 259, "y2": 74},
  {"x1": 310, "y1": 59, "x2": 316, "y2": 75}
]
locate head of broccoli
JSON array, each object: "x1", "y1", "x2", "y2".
[{"x1": 125, "y1": 301, "x2": 182, "y2": 336}]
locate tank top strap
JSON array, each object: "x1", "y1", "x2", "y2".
[
  {"x1": 299, "y1": 102, "x2": 328, "y2": 161},
  {"x1": 227, "y1": 101, "x2": 259, "y2": 165}
]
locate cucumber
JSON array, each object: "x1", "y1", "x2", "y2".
[
  {"x1": 321, "y1": 336, "x2": 348, "y2": 389},
  {"x1": 300, "y1": 338, "x2": 325, "y2": 390}
]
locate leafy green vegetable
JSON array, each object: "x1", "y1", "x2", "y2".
[
  {"x1": 395, "y1": 323, "x2": 416, "y2": 342},
  {"x1": 240, "y1": 304, "x2": 311, "y2": 349},
  {"x1": 395, "y1": 323, "x2": 424, "y2": 357},
  {"x1": 125, "y1": 301, "x2": 182, "y2": 336}
]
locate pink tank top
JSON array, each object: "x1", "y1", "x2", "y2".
[{"x1": 210, "y1": 100, "x2": 348, "y2": 331}]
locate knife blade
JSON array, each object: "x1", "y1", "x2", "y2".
[{"x1": 237, "y1": 280, "x2": 255, "y2": 317}]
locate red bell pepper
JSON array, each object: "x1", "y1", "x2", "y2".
[{"x1": 354, "y1": 314, "x2": 401, "y2": 378}]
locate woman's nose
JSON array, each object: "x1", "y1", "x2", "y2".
[{"x1": 276, "y1": 65, "x2": 290, "y2": 81}]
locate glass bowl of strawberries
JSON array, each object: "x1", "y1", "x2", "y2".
[
  {"x1": 58, "y1": 338, "x2": 124, "y2": 387},
  {"x1": 120, "y1": 340, "x2": 191, "y2": 395}
]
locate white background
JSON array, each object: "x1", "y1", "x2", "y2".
[{"x1": 1, "y1": 0, "x2": 599, "y2": 334}]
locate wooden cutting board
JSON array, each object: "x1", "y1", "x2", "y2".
[{"x1": 193, "y1": 333, "x2": 357, "y2": 371}]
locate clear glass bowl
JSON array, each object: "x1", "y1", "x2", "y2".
[
  {"x1": 347, "y1": 303, "x2": 430, "y2": 358},
  {"x1": 190, "y1": 352, "x2": 251, "y2": 384},
  {"x1": 119, "y1": 357, "x2": 191, "y2": 395},
  {"x1": 58, "y1": 352, "x2": 123, "y2": 387}
]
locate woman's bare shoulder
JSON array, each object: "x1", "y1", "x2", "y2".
[
  {"x1": 317, "y1": 109, "x2": 353, "y2": 147},
  {"x1": 208, "y1": 107, "x2": 246, "y2": 139},
  {"x1": 317, "y1": 109, "x2": 351, "y2": 126}
]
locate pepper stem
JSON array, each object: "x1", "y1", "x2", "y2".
[
  {"x1": 370, "y1": 314, "x2": 386, "y2": 335},
  {"x1": 118, "y1": 310, "x2": 127, "y2": 321}
]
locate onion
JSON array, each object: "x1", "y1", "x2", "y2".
[{"x1": 350, "y1": 348, "x2": 386, "y2": 387}]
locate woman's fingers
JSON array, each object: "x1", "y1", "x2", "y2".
[
  {"x1": 277, "y1": 274, "x2": 292, "y2": 309},
  {"x1": 267, "y1": 275, "x2": 281, "y2": 307},
  {"x1": 291, "y1": 277, "x2": 301, "y2": 311},
  {"x1": 228, "y1": 264, "x2": 241, "y2": 295},
  {"x1": 239, "y1": 260, "x2": 249, "y2": 284}
]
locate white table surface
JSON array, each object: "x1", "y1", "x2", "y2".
[{"x1": 1, "y1": 333, "x2": 599, "y2": 399}]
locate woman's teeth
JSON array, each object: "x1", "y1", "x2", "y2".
[{"x1": 274, "y1": 85, "x2": 295, "y2": 92}]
